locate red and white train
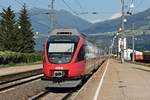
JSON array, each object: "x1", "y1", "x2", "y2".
[{"x1": 42, "y1": 28, "x2": 104, "y2": 88}]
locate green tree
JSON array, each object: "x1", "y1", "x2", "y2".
[
  {"x1": 0, "y1": 25, "x2": 3, "y2": 50},
  {"x1": 17, "y1": 5, "x2": 35, "y2": 53},
  {"x1": 0, "y1": 6, "x2": 18, "y2": 51}
]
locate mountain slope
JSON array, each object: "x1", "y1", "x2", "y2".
[
  {"x1": 83, "y1": 8, "x2": 150, "y2": 34},
  {"x1": 28, "y1": 8, "x2": 92, "y2": 33},
  {"x1": 23, "y1": 8, "x2": 92, "y2": 50}
]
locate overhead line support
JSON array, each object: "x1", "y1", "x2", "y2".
[{"x1": 50, "y1": 0, "x2": 55, "y2": 31}]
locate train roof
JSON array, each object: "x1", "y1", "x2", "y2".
[
  {"x1": 49, "y1": 28, "x2": 81, "y2": 36},
  {"x1": 48, "y1": 28, "x2": 98, "y2": 48}
]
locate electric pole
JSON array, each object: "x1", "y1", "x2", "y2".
[
  {"x1": 121, "y1": 0, "x2": 125, "y2": 31},
  {"x1": 132, "y1": 23, "x2": 135, "y2": 62},
  {"x1": 50, "y1": 0, "x2": 55, "y2": 31},
  {"x1": 120, "y1": 0, "x2": 125, "y2": 63}
]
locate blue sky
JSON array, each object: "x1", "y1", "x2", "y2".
[{"x1": 0, "y1": 0, "x2": 150, "y2": 23}]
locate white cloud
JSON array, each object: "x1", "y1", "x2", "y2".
[
  {"x1": 91, "y1": 19, "x2": 105, "y2": 23},
  {"x1": 90, "y1": 12, "x2": 122, "y2": 23},
  {"x1": 108, "y1": 12, "x2": 122, "y2": 20}
]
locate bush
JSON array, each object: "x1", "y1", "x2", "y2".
[{"x1": 0, "y1": 51, "x2": 42, "y2": 65}]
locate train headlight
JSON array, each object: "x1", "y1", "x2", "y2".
[{"x1": 52, "y1": 70, "x2": 67, "y2": 77}]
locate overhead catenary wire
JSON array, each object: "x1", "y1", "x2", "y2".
[
  {"x1": 74, "y1": 0, "x2": 82, "y2": 9},
  {"x1": 62, "y1": 0, "x2": 78, "y2": 15},
  {"x1": 126, "y1": 0, "x2": 134, "y2": 15},
  {"x1": 126, "y1": 0, "x2": 147, "y2": 15},
  {"x1": 14, "y1": 0, "x2": 25, "y2": 6},
  {"x1": 62, "y1": 0, "x2": 117, "y2": 16},
  {"x1": 10, "y1": 0, "x2": 51, "y2": 34},
  {"x1": 14, "y1": 0, "x2": 42, "y2": 10},
  {"x1": 134, "y1": 0, "x2": 145, "y2": 12}
]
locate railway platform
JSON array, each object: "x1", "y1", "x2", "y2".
[
  {"x1": 97, "y1": 59, "x2": 150, "y2": 100},
  {"x1": 75, "y1": 59, "x2": 150, "y2": 100},
  {"x1": 0, "y1": 64, "x2": 42, "y2": 76}
]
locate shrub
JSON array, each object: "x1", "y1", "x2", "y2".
[{"x1": 0, "y1": 51, "x2": 42, "y2": 65}]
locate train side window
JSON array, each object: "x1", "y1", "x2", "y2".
[{"x1": 76, "y1": 45, "x2": 85, "y2": 62}]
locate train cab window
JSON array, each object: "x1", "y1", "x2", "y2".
[
  {"x1": 76, "y1": 45, "x2": 85, "y2": 62},
  {"x1": 47, "y1": 36, "x2": 79, "y2": 64}
]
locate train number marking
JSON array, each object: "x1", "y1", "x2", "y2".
[{"x1": 55, "y1": 67, "x2": 63, "y2": 70}]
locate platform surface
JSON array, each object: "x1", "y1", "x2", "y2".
[
  {"x1": 0, "y1": 64, "x2": 42, "y2": 76},
  {"x1": 98, "y1": 59, "x2": 150, "y2": 100}
]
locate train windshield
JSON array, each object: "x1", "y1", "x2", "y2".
[
  {"x1": 48, "y1": 43, "x2": 74, "y2": 53},
  {"x1": 47, "y1": 36, "x2": 79, "y2": 64},
  {"x1": 48, "y1": 43, "x2": 75, "y2": 64}
]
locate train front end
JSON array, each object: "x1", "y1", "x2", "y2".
[{"x1": 42, "y1": 29, "x2": 85, "y2": 88}]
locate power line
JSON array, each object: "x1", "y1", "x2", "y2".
[
  {"x1": 14, "y1": 0, "x2": 40, "y2": 10},
  {"x1": 134, "y1": 0, "x2": 145, "y2": 12},
  {"x1": 62, "y1": 0, "x2": 78, "y2": 15},
  {"x1": 14, "y1": 0, "x2": 25, "y2": 6},
  {"x1": 74, "y1": 0, "x2": 82, "y2": 9},
  {"x1": 126, "y1": 0, "x2": 134, "y2": 15},
  {"x1": 73, "y1": 0, "x2": 91, "y2": 21}
]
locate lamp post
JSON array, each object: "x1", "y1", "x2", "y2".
[
  {"x1": 111, "y1": 35, "x2": 117, "y2": 55},
  {"x1": 120, "y1": 0, "x2": 126, "y2": 63},
  {"x1": 132, "y1": 23, "x2": 135, "y2": 62},
  {"x1": 132, "y1": 35, "x2": 135, "y2": 62}
]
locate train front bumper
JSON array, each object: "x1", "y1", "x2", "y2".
[{"x1": 41, "y1": 76, "x2": 82, "y2": 88}]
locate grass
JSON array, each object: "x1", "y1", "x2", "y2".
[{"x1": 0, "y1": 61, "x2": 42, "y2": 68}]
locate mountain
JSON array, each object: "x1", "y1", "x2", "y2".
[
  {"x1": 23, "y1": 8, "x2": 92, "y2": 50},
  {"x1": 83, "y1": 8, "x2": 150, "y2": 34},
  {"x1": 27, "y1": 8, "x2": 92, "y2": 33},
  {"x1": 24, "y1": 8, "x2": 150, "y2": 50}
]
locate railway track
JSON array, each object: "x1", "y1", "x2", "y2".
[
  {"x1": 0, "y1": 74, "x2": 43, "y2": 93},
  {"x1": 29, "y1": 88, "x2": 77, "y2": 100},
  {"x1": 29, "y1": 66, "x2": 97, "y2": 100},
  {"x1": 29, "y1": 89, "x2": 50, "y2": 100},
  {"x1": 28, "y1": 60, "x2": 106, "y2": 100},
  {"x1": 0, "y1": 68, "x2": 42, "y2": 84},
  {"x1": 0, "y1": 60, "x2": 106, "y2": 100}
]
